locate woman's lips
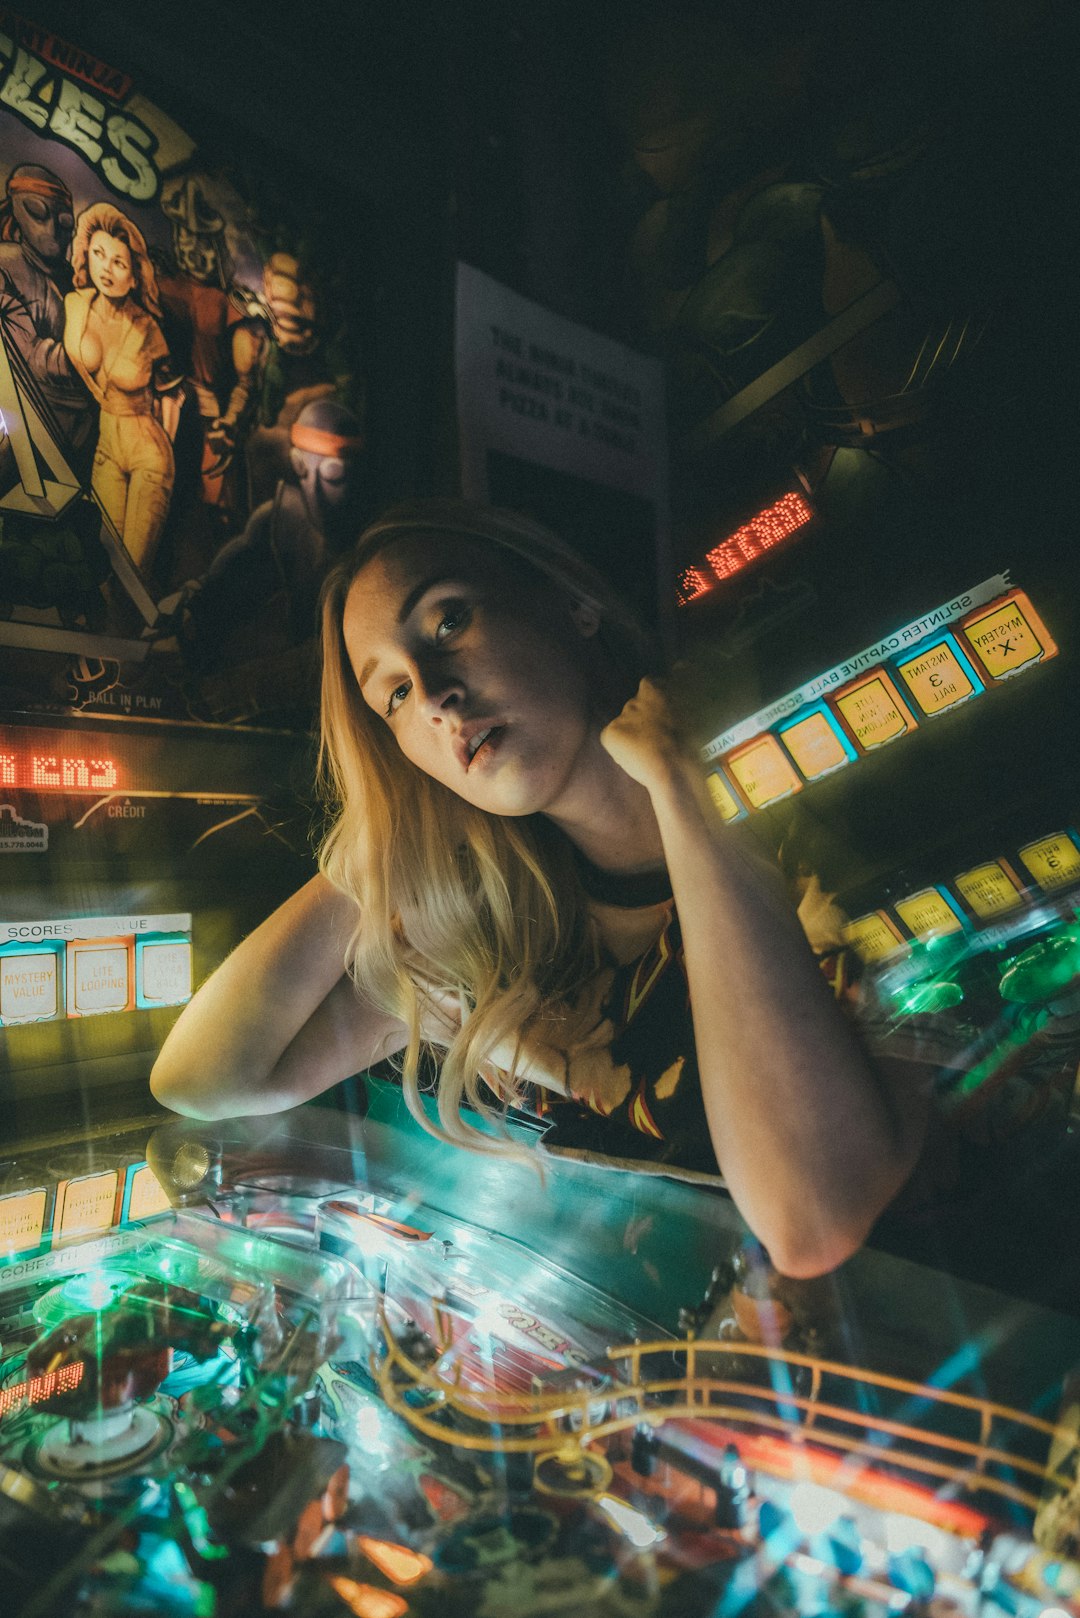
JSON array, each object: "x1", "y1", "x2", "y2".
[{"x1": 466, "y1": 724, "x2": 506, "y2": 770}]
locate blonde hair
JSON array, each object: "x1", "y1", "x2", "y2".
[
  {"x1": 72, "y1": 201, "x2": 163, "y2": 321},
  {"x1": 318, "y1": 499, "x2": 654, "y2": 1156}
]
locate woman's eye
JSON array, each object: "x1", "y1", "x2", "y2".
[
  {"x1": 434, "y1": 605, "x2": 470, "y2": 642},
  {"x1": 385, "y1": 681, "x2": 411, "y2": 716}
]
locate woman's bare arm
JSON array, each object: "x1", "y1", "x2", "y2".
[
  {"x1": 150, "y1": 874, "x2": 406, "y2": 1120},
  {"x1": 602, "y1": 682, "x2": 927, "y2": 1280}
]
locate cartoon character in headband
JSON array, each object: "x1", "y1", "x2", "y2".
[
  {"x1": 0, "y1": 164, "x2": 96, "y2": 469},
  {"x1": 177, "y1": 396, "x2": 365, "y2": 671}
]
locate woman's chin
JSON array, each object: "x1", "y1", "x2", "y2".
[{"x1": 455, "y1": 768, "x2": 552, "y2": 819}]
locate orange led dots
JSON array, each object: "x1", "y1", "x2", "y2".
[
  {"x1": 676, "y1": 566, "x2": 711, "y2": 605},
  {"x1": 29, "y1": 753, "x2": 118, "y2": 790},
  {"x1": 678, "y1": 491, "x2": 814, "y2": 602}
]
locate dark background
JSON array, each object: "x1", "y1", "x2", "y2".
[{"x1": 21, "y1": 0, "x2": 1080, "y2": 903}]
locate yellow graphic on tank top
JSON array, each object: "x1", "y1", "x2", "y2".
[
  {"x1": 629, "y1": 1082, "x2": 664, "y2": 1140},
  {"x1": 654, "y1": 1057, "x2": 686, "y2": 1101},
  {"x1": 623, "y1": 925, "x2": 673, "y2": 1025}
]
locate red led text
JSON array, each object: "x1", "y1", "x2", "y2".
[
  {"x1": 0, "y1": 752, "x2": 119, "y2": 791},
  {"x1": 0, "y1": 1360, "x2": 84, "y2": 1417},
  {"x1": 678, "y1": 491, "x2": 814, "y2": 605}
]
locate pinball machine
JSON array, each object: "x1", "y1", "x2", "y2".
[
  {"x1": 4, "y1": 1094, "x2": 1080, "y2": 1616},
  {"x1": 0, "y1": 691, "x2": 1078, "y2": 1615},
  {"x1": 3, "y1": 2, "x2": 1080, "y2": 1615}
]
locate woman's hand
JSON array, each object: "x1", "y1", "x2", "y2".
[{"x1": 600, "y1": 677, "x2": 687, "y2": 796}]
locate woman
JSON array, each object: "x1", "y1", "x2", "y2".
[
  {"x1": 151, "y1": 500, "x2": 926, "y2": 1277},
  {"x1": 64, "y1": 201, "x2": 178, "y2": 576}
]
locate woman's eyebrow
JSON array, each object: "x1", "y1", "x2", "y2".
[
  {"x1": 356, "y1": 575, "x2": 464, "y2": 692},
  {"x1": 396, "y1": 573, "x2": 458, "y2": 624}
]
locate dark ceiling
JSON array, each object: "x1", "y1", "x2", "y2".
[{"x1": 31, "y1": 0, "x2": 1080, "y2": 592}]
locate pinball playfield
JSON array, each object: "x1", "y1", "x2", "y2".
[{"x1": 3, "y1": 1105, "x2": 1080, "y2": 1618}]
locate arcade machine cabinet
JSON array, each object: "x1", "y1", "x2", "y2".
[
  {"x1": 2, "y1": 6, "x2": 1080, "y2": 1616},
  {"x1": 0, "y1": 715, "x2": 316, "y2": 1143},
  {"x1": 1, "y1": 702, "x2": 1079, "y2": 1616}
]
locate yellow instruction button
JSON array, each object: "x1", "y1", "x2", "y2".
[
  {"x1": 0, "y1": 1188, "x2": 48, "y2": 1257},
  {"x1": 962, "y1": 590, "x2": 1057, "y2": 680},
  {"x1": 1018, "y1": 833, "x2": 1080, "y2": 892},
  {"x1": 842, "y1": 912, "x2": 905, "y2": 962},
  {"x1": 833, "y1": 671, "x2": 917, "y2": 751},
  {"x1": 954, "y1": 861, "x2": 1024, "y2": 919},
  {"x1": 894, "y1": 888, "x2": 965, "y2": 937},
  {"x1": 725, "y1": 735, "x2": 802, "y2": 809},
  {"x1": 894, "y1": 637, "x2": 980, "y2": 717},
  {"x1": 706, "y1": 770, "x2": 745, "y2": 822}
]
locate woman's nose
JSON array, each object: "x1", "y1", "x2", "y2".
[{"x1": 415, "y1": 663, "x2": 465, "y2": 721}]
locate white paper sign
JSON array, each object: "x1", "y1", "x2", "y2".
[{"x1": 455, "y1": 263, "x2": 670, "y2": 629}]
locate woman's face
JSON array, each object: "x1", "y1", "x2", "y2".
[
  {"x1": 87, "y1": 230, "x2": 134, "y2": 300},
  {"x1": 342, "y1": 537, "x2": 603, "y2": 817}
]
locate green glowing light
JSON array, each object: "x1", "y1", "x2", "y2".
[
  {"x1": 145, "y1": 1247, "x2": 199, "y2": 1289},
  {"x1": 891, "y1": 980, "x2": 964, "y2": 1015},
  {"x1": 33, "y1": 1267, "x2": 133, "y2": 1328},
  {"x1": 905, "y1": 935, "x2": 969, "y2": 974},
  {"x1": 174, "y1": 1479, "x2": 230, "y2": 1559},
  {"x1": 955, "y1": 1023, "x2": 1037, "y2": 1095},
  {"x1": 999, "y1": 929, "x2": 1080, "y2": 1003}
]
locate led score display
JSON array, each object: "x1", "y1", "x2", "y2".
[
  {"x1": 0, "y1": 721, "x2": 302, "y2": 801},
  {"x1": 0, "y1": 1361, "x2": 84, "y2": 1417},
  {"x1": 0, "y1": 749, "x2": 119, "y2": 791},
  {"x1": 678, "y1": 490, "x2": 814, "y2": 604}
]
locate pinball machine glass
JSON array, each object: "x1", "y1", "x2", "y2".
[{"x1": 3, "y1": 1105, "x2": 1080, "y2": 1617}]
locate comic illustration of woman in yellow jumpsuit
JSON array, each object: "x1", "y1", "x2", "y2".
[{"x1": 63, "y1": 201, "x2": 179, "y2": 578}]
